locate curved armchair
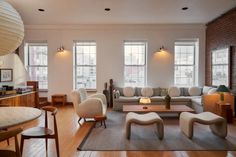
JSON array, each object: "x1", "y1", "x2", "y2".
[{"x1": 71, "y1": 88, "x2": 107, "y2": 125}]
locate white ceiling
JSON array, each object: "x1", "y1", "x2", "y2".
[{"x1": 6, "y1": 0, "x2": 236, "y2": 25}]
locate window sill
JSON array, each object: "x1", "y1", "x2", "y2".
[
  {"x1": 86, "y1": 89, "x2": 97, "y2": 92},
  {"x1": 39, "y1": 89, "x2": 48, "y2": 92}
]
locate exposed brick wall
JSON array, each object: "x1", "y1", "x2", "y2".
[{"x1": 206, "y1": 7, "x2": 236, "y2": 93}]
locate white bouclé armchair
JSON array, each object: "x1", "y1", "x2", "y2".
[{"x1": 71, "y1": 88, "x2": 107, "y2": 125}]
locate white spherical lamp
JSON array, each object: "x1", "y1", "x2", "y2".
[{"x1": 0, "y1": 1, "x2": 24, "y2": 56}]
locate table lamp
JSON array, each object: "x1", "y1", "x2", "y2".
[
  {"x1": 216, "y1": 85, "x2": 230, "y2": 102},
  {"x1": 139, "y1": 97, "x2": 151, "y2": 104}
]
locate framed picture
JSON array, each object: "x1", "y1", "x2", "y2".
[
  {"x1": 211, "y1": 46, "x2": 232, "y2": 88},
  {"x1": 0, "y1": 69, "x2": 13, "y2": 82}
]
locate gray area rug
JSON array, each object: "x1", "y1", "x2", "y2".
[{"x1": 79, "y1": 111, "x2": 236, "y2": 150}]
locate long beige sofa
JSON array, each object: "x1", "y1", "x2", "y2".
[{"x1": 112, "y1": 86, "x2": 217, "y2": 112}]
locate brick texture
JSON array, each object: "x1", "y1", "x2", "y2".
[{"x1": 206, "y1": 7, "x2": 236, "y2": 94}]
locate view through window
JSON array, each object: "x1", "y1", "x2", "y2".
[
  {"x1": 25, "y1": 43, "x2": 48, "y2": 89},
  {"x1": 74, "y1": 41, "x2": 96, "y2": 89},
  {"x1": 124, "y1": 41, "x2": 146, "y2": 87},
  {"x1": 174, "y1": 41, "x2": 197, "y2": 86},
  {"x1": 212, "y1": 48, "x2": 229, "y2": 86}
]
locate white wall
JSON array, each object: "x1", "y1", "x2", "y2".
[
  {"x1": 19, "y1": 24, "x2": 206, "y2": 101},
  {"x1": 0, "y1": 53, "x2": 29, "y2": 87}
]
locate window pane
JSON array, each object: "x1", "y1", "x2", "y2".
[
  {"x1": 212, "y1": 65, "x2": 228, "y2": 86},
  {"x1": 28, "y1": 67, "x2": 48, "y2": 89},
  {"x1": 124, "y1": 41, "x2": 146, "y2": 87},
  {"x1": 174, "y1": 42, "x2": 196, "y2": 86},
  {"x1": 76, "y1": 66, "x2": 96, "y2": 89},
  {"x1": 26, "y1": 43, "x2": 48, "y2": 90},
  {"x1": 124, "y1": 66, "x2": 145, "y2": 87},
  {"x1": 174, "y1": 66, "x2": 194, "y2": 86},
  {"x1": 212, "y1": 48, "x2": 228, "y2": 64},
  {"x1": 29, "y1": 45, "x2": 48, "y2": 66},
  {"x1": 75, "y1": 41, "x2": 96, "y2": 89}
]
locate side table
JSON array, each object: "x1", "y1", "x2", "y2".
[
  {"x1": 216, "y1": 102, "x2": 233, "y2": 123},
  {"x1": 51, "y1": 94, "x2": 67, "y2": 106}
]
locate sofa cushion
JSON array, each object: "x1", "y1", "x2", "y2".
[
  {"x1": 202, "y1": 86, "x2": 212, "y2": 95},
  {"x1": 180, "y1": 87, "x2": 190, "y2": 96},
  {"x1": 114, "y1": 96, "x2": 139, "y2": 103},
  {"x1": 153, "y1": 87, "x2": 161, "y2": 96},
  {"x1": 114, "y1": 87, "x2": 124, "y2": 96},
  {"x1": 141, "y1": 87, "x2": 153, "y2": 97},
  {"x1": 135, "y1": 87, "x2": 142, "y2": 96},
  {"x1": 188, "y1": 87, "x2": 201, "y2": 96},
  {"x1": 150, "y1": 96, "x2": 164, "y2": 102},
  {"x1": 171, "y1": 96, "x2": 191, "y2": 102},
  {"x1": 208, "y1": 88, "x2": 217, "y2": 94},
  {"x1": 123, "y1": 87, "x2": 135, "y2": 97},
  {"x1": 160, "y1": 88, "x2": 168, "y2": 96},
  {"x1": 168, "y1": 87, "x2": 180, "y2": 97}
]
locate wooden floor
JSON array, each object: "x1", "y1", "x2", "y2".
[{"x1": 0, "y1": 105, "x2": 236, "y2": 157}]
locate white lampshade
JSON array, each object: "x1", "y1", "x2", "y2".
[{"x1": 0, "y1": 1, "x2": 24, "y2": 56}]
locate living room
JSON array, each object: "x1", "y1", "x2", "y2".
[{"x1": 0, "y1": 0, "x2": 236, "y2": 157}]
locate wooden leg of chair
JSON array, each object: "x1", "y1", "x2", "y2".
[
  {"x1": 7, "y1": 139, "x2": 9, "y2": 145},
  {"x1": 45, "y1": 138, "x2": 48, "y2": 152},
  {"x1": 20, "y1": 136, "x2": 24, "y2": 155},
  {"x1": 55, "y1": 137, "x2": 60, "y2": 157},
  {"x1": 84, "y1": 118, "x2": 86, "y2": 122},
  {"x1": 103, "y1": 120, "x2": 106, "y2": 128}
]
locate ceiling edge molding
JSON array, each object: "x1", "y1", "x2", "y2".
[{"x1": 25, "y1": 24, "x2": 206, "y2": 31}]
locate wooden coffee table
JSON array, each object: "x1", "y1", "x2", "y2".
[{"x1": 123, "y1": 105, "x2": 195, "y2": 116}]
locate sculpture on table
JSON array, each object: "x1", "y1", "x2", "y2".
[
  {"x1": 165, "y1": 94, "x2": 171, "y2": 109},
  {"x1": 109, "y1": 79, "x2": 114, "y2": 108},
  {"x1": 103, "y1": 82, "x2": 110, "y2": 107}
]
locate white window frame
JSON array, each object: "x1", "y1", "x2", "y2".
[
  {"x1": 74, "y1": 41, "x2": 97, "y2": 90},
  {"x1": 174, "y1": 41, "x2": 198, "y2": 87},
  {"x1": 124, "y1": 41, "x2": 147, "y2": 87},
  {"x1": 24, "y1": 42, "x2": 48, "y2": 90},
  {"x1": 211, "y1": 47, "x2": 230, "y2": 87}
]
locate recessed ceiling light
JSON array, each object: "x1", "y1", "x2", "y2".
[
  {"x1": 182, "y1": 7, "x2": 188, "y2": 10},
  {"x1": 38, "y1": 9, "x2": 45, "y2": 12},
  {"x1": 104, "y1": 8, "x2": 111, "y2": 11}
]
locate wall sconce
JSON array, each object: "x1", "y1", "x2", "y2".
[
  {"x1": 57, "y1": 46, "x2": 65, "y2": 53},
  {"x1": 159, "y1": 46, "x2": 166, "y2": 52}
]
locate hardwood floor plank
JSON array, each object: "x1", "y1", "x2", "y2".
[{"x1": 0, "y1": 105, "x2": 236, "y2": 157}]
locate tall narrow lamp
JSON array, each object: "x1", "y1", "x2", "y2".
[{"x1": 216, "y1": 85, "x2": 230, "y2": 101}]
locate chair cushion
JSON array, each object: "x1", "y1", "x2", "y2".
[
  {"x1": 168, "y1": 87, "x2": 180, "y2": 97},
  {"x1": 123, "y1": 87, "x2": 135, "y2": 97},
  {"x1": 114, "y1": 96, "x2": 139, "y2": 103},
  {"x1": 141, "y1": 87, "x2": 153, "y2": 97},
  {"x1": 188, "y1": 87, "x2": 201, "y2": 96}
]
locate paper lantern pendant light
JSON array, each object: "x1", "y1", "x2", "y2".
[{"x1": 0, "y1": 1, "x2": 24, "y2": 56}]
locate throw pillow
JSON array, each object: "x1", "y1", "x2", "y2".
[
  {"x1": 160, "y1": 88, "x2": 168, "y2": 96},
  {"x1": 141, "y1": 87, "x2": 154, "y2": 97},
  {"x1": 135, "y1": 87, "x2": 142, "y2": 96},
  {"x1": 180, "y1": 87, "x2": 190, "y2": 96},
  {"x1": 188, "y1": 86, "x2": 201, "y2": 96},
  {"x1": 202, "y1": 86, "x2": 212, "y2": 95},
  {"x1": 123, "y1": 87, "x2": 135, "y2": 97},
  {"x1": 208, "y1": 88, "x2": 217, "y2": 94},
  {"x1": 168, "y1": 87, "x2": 180, "y2": 97},
  {"x1": 113, "y1": 90, "x2": 120, "y2": 99},
  {"x1": 153, "y1": 87, "x2": 161, "y2": 96},
  {"x1": 114, "y1": 87, "x2": 124, "y2": 96}
]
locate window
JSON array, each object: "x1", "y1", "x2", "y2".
[
  {"x1": 25, "y1": 43, "x2": 48, "y2": 90},
  {"x1": 74, "y1": 41, "x2": 96, "y2": 89},
  {"x1": 174, "y1": 41, "x2": 197, "y2": 86},
  {"x1": 124, "y1": 41, "x2": 146, "y2": 87},
  {"x1": 212, "y1": 47, "x2": 230, "y2": 87}
]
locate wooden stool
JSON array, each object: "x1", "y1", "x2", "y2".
[
  {"x1": 51, "y1": 94, "x2": 67, "y2": 106},
  {"x1": 94, "y1": 116, "x2": 107, "y2": 128}
]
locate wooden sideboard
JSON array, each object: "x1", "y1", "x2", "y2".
[{"x1": 0, "y1": 92, "x2": 37, "y2": 107}]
